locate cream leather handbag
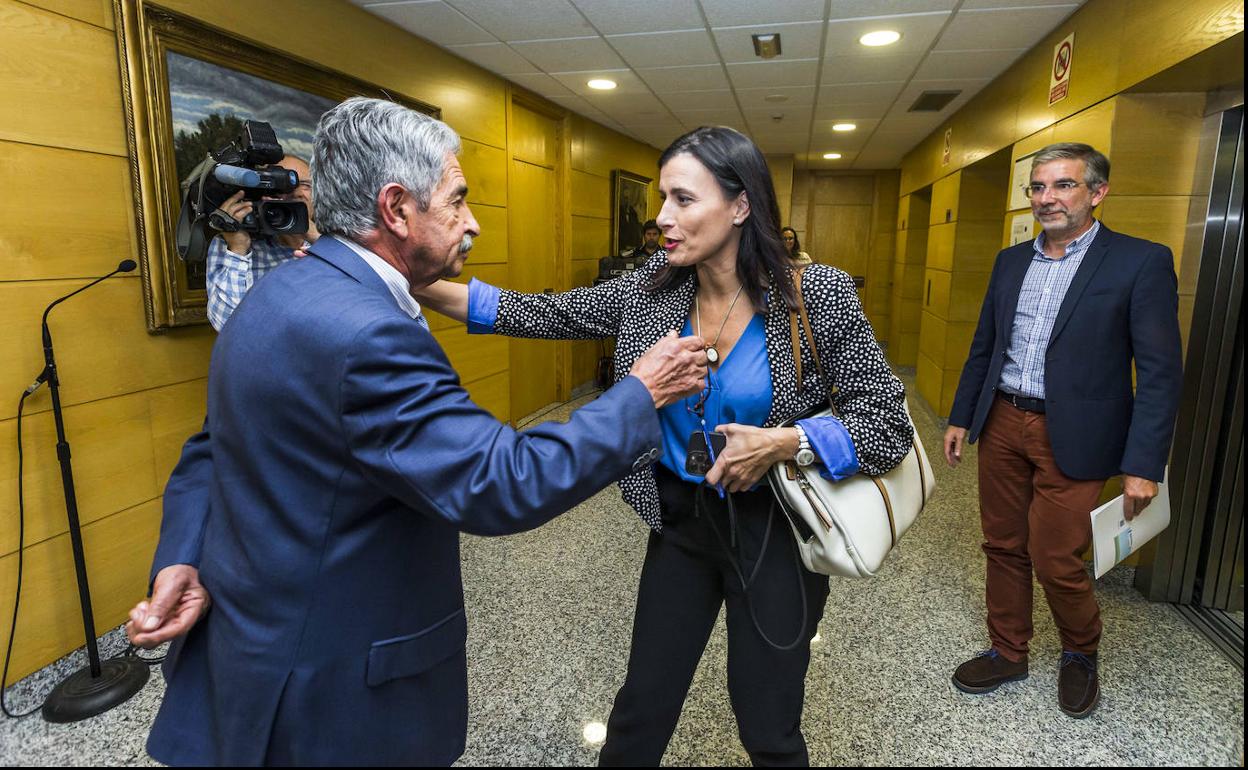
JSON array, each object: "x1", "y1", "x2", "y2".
[{"x1": 767, "y1": 271, "x2": 935, "y2": 578}]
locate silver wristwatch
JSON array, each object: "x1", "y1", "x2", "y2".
[{"x1": 793, "y1": 424, "x2": 815, "y2": 467}]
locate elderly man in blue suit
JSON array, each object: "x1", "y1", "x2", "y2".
[
  {"x1": 124, "y1": 97, "x2": 707, "y2": 766},
  {"x1": 943, "y1": 143, "x2": 1183, "y2": 719}
]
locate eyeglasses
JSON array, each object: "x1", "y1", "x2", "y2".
[{"x1": 1023, "y1": 181, "x2": 1091, "y2": 199}]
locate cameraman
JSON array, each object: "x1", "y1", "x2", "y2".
[{"x1": 206, "y1": 154, "x2": 319, "y2": 331}]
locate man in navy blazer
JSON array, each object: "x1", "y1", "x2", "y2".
[
  {"x1": 124, "y1": 97, "x2": 707, "y2": 766},
  {"x1": 942, "y1": 143, "x2": 1182, "y2": 718}
]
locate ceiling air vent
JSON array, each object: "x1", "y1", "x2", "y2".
[{"x1": 908, "y1": 90, "x2": 961, "y2": 112}]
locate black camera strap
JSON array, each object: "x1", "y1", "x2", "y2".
[{"x1": 695, "y1": 485, "x2": 809, "y2": 652}]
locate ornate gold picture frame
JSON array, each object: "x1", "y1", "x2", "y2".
[
  {"x1": 114, "y1": 1, "x2": 439, "y2": 331},
  {"x1": 611, "y1": 169, "x2": 652, "y2": 257}
]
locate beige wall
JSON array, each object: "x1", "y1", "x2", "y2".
[{"x1": 0, "y1": 0, "x2": 659, "y2": 679}]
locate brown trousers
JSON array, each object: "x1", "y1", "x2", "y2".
[{"x1": 977, "y1": 397, "x2": 1107, "y2": 662}]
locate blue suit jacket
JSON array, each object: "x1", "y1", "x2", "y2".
[
  {"x1": 948, "y1": 223, "x2": 1182, "y2": 482},
  {"x1": 146, "y1": 235, "x2": 663, "y2": 766}
]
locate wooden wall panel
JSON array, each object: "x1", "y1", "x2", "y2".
[
  {"x1": 571, "y1": 215, "x2": 610, "y2": 259},
  {"x1": 147, "y1": 378, "x2": 208, "y2": 487},
  {"x1": 0, "y1": 393, "x2": 157, "y2": 555},
  {"x1": 1110, "y1": 94, "x2": 1206, "y2": 196},
  {"x1": 571, "y1": 171, "x2": 610, "y2": 219},
  {"x1": 0, "y1": 1, "x2": 126, "y2": 155},
  {"x1": 432, "y1": 328, "x2": 509, "y2": 384},
  {"x1": 511, "y1": 105, "x2": 558, "y2": 168},
  {"x1": 0, "y1": 280, "x2": 216, "y2": 416},
  {"x1": 0, "y1": 500, "x2": 162, "y2": 681},
  {"x1": 467, "y1": 204, "x2": 509, "y2": 265},
  {"x1": 463, "y1": 371, "x2": 509, "y2": 422},
  {"x1": 460, "y1": 140, "x2": 508, "y2": 207},
  {"x1": 21, "y1": 0, "x2": 115, "y2": 28},
  {"x1": 0, "y1": 141, "x2": 135, "y2": 281}
]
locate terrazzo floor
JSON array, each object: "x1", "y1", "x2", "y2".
[{"x1": 1, "y1": 376, "x2": 1242, "y2": 766}]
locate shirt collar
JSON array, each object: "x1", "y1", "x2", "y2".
[
  {"x1": 1033, "y1": 219, "x2": 1100, "y2": 258},
  {"x1": 338, "y1": 237, "x2": 425, "y2": 321}
]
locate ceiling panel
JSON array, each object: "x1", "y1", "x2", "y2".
[
  {"x1": 570, "y1": 0, "x2": 703, "y2": 34},
  {"x1": 735, "y1": 85, "x2": 818, "y2": 109},
  {"x1": 814, "y1": 100, "x2": 891, "y2": 120},
  {"x1": 550, "y1": 68, "x2": 652, "y2": 95},
  {"x1": 367, "y1": 1, "x2": 495, "y2": 46},
  {"x1": 509, "y1": 37, "x2": 626, "y2": 72},
  {"x1": 657, "y1": 89, "x2": 739, "y2": 110},
  {"x1": 916, "y1": 48, "x2": 1027, "y2": 81},
  {"x1": 935, "y1": 6, "x2": 1080, "y2": 51},
  {"x1": 711, "y1": 21, "x2": 825, "y2": 63},
  {"x1": 447, "y1": 42, "x2": 540, "y2": 74},
  {"x1": 506, "y1": 72, "x2": 579, "y2": 99},
  {"x1": 725, "y1": 59, "x2": 820, "y2": 89},
  {"x1": 821, "y1": 51, "x2": 924, "y2": 84},
  {"x1": 818, "y1": 81, "x2": 906, "y2": 106},
  {"x1": 700, "y1": 0, "x2": 825, "y2": 27},
  {"x1": 356, "y1": 0, "x2": 1095, "y2": 170},
  {"x1": 445, "y1": 0, "x2": 594, "y2": 41},
  {"x1": 827, "y1": 0, "x2": 957, "y2": 19},
  {"x1": 608, "y1": 29, "x2": 720, "y2": 69},
  {"x1": 638, "y1": 65, "x2": 731, "y2": 92},
  {"x1": 823, "y1": 12, "x2": 951, "y2": 59}
]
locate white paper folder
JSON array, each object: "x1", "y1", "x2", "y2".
[{"x1": 1090, "y1": 476, "x2": 1171, "y2": 579}]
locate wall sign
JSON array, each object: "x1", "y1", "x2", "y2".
[{"x1": 1049, "y1": 32, "x2": 1074, "y2": 106}]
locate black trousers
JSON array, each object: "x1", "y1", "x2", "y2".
[{"x1": 598, "y1": 467, "x2": 830, "y2": 767}]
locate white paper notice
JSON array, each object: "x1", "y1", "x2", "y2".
[
  {"x1": 1010, "y1": 213, "x2": 1035, "y2": 246},
  {"x1": 1091, "y1": 476, "x2": 1171, "y2": 579}
]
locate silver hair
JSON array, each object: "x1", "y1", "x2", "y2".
[
  {"x1": 311, "y1": 97, "x2": 461, "y2": 239},
  {"x1": 1031, "y1": 142, "x2": 1110, "y2": 188}
]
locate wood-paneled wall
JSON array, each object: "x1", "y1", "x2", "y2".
[
  {"x1": 789, "y1": 171, "x2": 900, "y2": 340},
  {"x1": 0, "y1": 0, "x2": 659, "y2": 680}
]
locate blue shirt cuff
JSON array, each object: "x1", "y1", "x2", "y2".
[
  {"x1": 466, "y1": 278, "x2": 500, "y2": 334},
  {"x1": 797, "y1": 416, "x2": 859, "y2": 481}
]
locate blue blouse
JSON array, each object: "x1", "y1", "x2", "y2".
[{"x1": 466, "y1": 278, "x2": 859, "y2": 483}]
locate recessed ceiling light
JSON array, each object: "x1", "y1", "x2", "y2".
[
  {"x1": 823, "y1": 152, "x2": 842, "y2": 160},
  {"x1": 859, "y1": 30, "x2": 901, "y2": 47},
  {"x1": 587, "y1": 79, "x2": 617, "y2": 90},
  {"x1": 764, "y1": 94, "x2": 789, "y2": 103},
  {"x1": 832, "y1": 123, "x2": 857, "y2": 132},
  {"x1": 583, "y1": 722, "x2": 607, "y2": 744}
]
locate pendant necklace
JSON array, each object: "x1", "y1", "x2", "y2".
[{"x1": 695, "y1": 284, "x2": 745, "y2": 365}]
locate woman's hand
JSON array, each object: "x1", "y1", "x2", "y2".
[{"x1": 704, "y1": 424, "x2": 798, "y2": 493}]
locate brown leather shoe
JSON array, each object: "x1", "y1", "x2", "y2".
[
  {"x1": 952, "y1": 649, "x2": 1029, "y2": 694},
  {"x1": 1058, "y1": 651, "x2": 1099, "y2": 718}
]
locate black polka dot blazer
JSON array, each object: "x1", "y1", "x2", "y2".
[{"x1": 493, "y1": 252, "x2": 914, "y2": 531}]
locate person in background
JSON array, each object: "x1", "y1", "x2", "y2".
[
  {"x1": 944, "y1": 142, "x2": 1183, "y2": 719},
  {"x1": 628, "y1": 219, "x2": 663, "y2": 262},
  {"x1": 205, "y1": 154, "x2": 319, "y2": 330},
  {"x1": 782, "y1": 226, "x2": 812, "y2": 266}
]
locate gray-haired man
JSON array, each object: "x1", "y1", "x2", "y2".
[
  {"x1": 943, "y1": 142, "x2": 1182, "y2": 718},
  {"x1": 128, "y1": 97, "x2": 707, "y2": 765}
]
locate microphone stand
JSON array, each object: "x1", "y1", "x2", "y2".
[{"x1": 30, "y1": 263, "x2": 149, "y2": 723}]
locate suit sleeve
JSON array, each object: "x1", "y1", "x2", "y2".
[
  {"x1": 948, "y1": 251, "x2": 1004, "y2": 428},
  {"x1": 149, "y1": 423, "x2": 213, "y2": 589},
  {"x1": 1120, "y1": 245, "x2": 1184, "y2": 481},
  {"x1": 340, "y1": 317, "x2": 664, "y2": 536}
]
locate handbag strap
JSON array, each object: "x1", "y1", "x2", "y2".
[{"x1": 789, "y1": 268, "x2": 836, "y2": 414}]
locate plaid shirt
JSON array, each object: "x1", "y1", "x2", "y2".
[
  {"x1": 999, "y1": 220, "x2": 1101, "y2": 398},
  {"x1": 205, "y1": 235, "x2": 303, "y2": 331}
]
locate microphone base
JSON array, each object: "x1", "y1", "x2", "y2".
[{"x1": 41, "y1": 656, "x2": 150, "y2": 723}]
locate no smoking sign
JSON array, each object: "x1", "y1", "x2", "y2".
[{"x1": 1049, "y1": 33, "x2": 1074, "y2": 106}]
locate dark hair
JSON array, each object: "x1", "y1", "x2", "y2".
[
  {"x1": 781, "y1": 226, "x2": 801, "y2": 255},
  {"x1": 648, "y1": 126, "x2": 796, "y2": 312},
  {"x1": 642, "y1": 219, "x2": 659, "y2": 233}
]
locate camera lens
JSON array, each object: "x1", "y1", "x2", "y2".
[{"x1": 263, "y1": 205, "x2": 295, "y2": 232}]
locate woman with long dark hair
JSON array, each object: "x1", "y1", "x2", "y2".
[
  {"x1": 417, "y1": 126, "x2": 912, "y2": 766},
  {"x1": 782, "y1": 226, "x2": 812, "y2": 265}
]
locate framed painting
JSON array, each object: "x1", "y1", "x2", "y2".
[
  {"x1": 114, "y1": 1, "x2": 439, "y2": 331},
  {"x1": 611, "y1": 169, "x2": 651, "y2": 257}
]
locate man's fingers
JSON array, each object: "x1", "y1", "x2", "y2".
[{"x1": 143, "y1": 577, "x2": 188, "y2": 631}]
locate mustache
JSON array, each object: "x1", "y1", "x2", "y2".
[{"x1": 459, "y1": 234, "x2": 473, "y2": 254}]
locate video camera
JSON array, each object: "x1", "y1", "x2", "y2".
[{"x1": 176, "y1": 120, "x2": 309, "y2": 263}]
